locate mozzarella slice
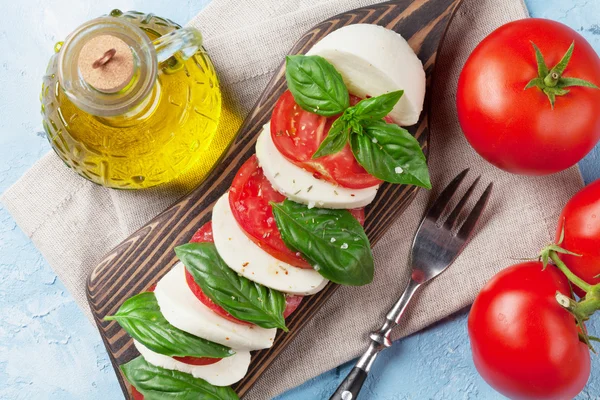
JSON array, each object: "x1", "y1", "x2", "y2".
[
  {"x1": 307, "y1": 24, "x2": 425, "y2": 126},
  {"x1": 154, "y1": 263, "x2": 277, "y2": 351},
  {"x1": 256, "y1": 123, "x2": 378, "y2": 209},
  {"x1": 212, "y1": 192, "x2": 328, "y2": 295},
  {"x1": 134, "y1": 340, "x2": 250, "y2": 387}
]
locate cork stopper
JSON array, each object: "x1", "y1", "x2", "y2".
[{"x1": 78, "y1": 34, "x2": 134, "y2": 93}]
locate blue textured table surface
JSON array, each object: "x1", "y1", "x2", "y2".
[{"x1": 1, "y1": 1, "x2": 599, "y2": 399}]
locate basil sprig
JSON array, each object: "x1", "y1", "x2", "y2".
[
  {"x1": 175, "y1": 242, "x2": 288, "y2": 331},
  {"x1": 105, "y1": 292, "x2": 233, "y2": 359},
  {"x1": 313, "y1": 92, "x2": 404, "y2": 159},
  {"x1": 285, "y1": 55, "x2": 350, "y2": 116},
  {"x1": 285, "y1": 55, "x2": 430, "y2": 188},
  {"x1": 122, "y1": 356, "x2": 239, "y2": 400},
  {"x1": 351, "y1": 120, "x2": 431, "y2": 188},
  {"x1": 271, "y1": 200, "x2": 374, "y2": 286}
]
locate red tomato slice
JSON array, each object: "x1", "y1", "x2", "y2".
[
  {"x1": 190, "y1": 221, "x2": 214, "y2": 243},
  {"x1": 349, "y1": 208, "x2": 365, "y2": 226},
  {"x1": 131, "y1": 387, "x2": 144, "y2": 400},
  {"x1": 229, "y1": 155, "x2": 313, "y2": 269},
  {"x1": 185, "y1": 257, "x2": 304, "y2": 322},
  {"x1": 229, "y1": 155, "x2": 367, "y2": 269},
  {"x1": 189, "y1": 221, "x2": 252, "y2": 324},
  {"x1": 185, "y1": 260, "x2": 304, "y2": 323},
  {"x1": 185, "y1": 221, "x2": 304, "y2": 322},
  {"x1": 184, "y1": 267, "x2": 253, "y2": 326},
  {"x1": 270, "y1": 91, "x2": 383, "y2": 189},
  {"x1": 283, "y1": 293, "x2": 303, "y2": 318},
  {"x1": 147, "y1": 242, "x2": 225, "y2": 366},
  {"x1": 172, "y1": 355, "x2": 221, "y2": 366}
]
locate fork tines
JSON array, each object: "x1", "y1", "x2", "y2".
[{"x1": 427, "y1": 169, "x2": 493, "y2": 240}]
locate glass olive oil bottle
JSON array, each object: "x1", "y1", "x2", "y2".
[{"x1": 40, "y1": 10, "x2": 222, "y2": 189}]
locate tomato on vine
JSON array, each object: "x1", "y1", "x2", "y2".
[
  {"x1": 556, "y1": 179, "x2": 600, "y2": 297},
  {"x1": 468, "y1": 262, "x2": 591, "y2": 399},
  {"x1": 469, "y1": 180, "x2": 600, "y2": 399}
]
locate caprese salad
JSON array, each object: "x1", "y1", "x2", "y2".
[{"x1": 105, "y1": 23, "x2": 429, "y2": 399}]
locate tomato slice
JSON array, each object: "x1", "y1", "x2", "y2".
[
  {"x1": 184, "y1": 267, "x2": 253, "y2": 326},
  {"x1": 146, "y1": 245, "x2": 224, "y2": 366},
  {"x1": 229, "y1": 155, "x2": 313, "y2": 269},
  {"x1": 185, "y1": 255, "x2": 304, "y2": 322},
  {"x1": 185, "y1": 257, "x2": 305, "y2": 323},
  {"x1": 190, "y1": 221, "x2": 251, "y2": 324},
  {"x1": 283, "y1": 293, "x2": 303, "y2": 318},
  {"x1": 131, "y1": 386, "x2": 144, "y2": 400},
  {"x1": 172, "y1": 355, "x2": 222, "y2": 366},
  {"x1": 190, "y1": 221, "x2": 214, "y2": 243},
  {"x1": 350, "y1": 208, "x2": 365, "y2": 226},
  {"x1": 229, "y1": 155, "x2": 367, "y2": 269},
  {"x1": 185, "y1": 221, "x2": 304, "y2": 323},
  {"x1": 270, "y1": 91, "x2": 383, "y2": 189}
]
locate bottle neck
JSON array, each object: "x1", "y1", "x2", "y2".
[{"x1": 58, "y1": 17, "x2": 157, "y2": 117}]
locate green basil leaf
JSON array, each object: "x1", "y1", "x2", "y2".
[
  {"x1": 285, "y1": 55, "x2": 349, "y2": 116},
  {"x1": 271, "y1": 200, "x2": 374, "y2": 286},
  {"x1": 350, "y1": 120, "x2": 431, "y2": 188},
  {"x1": 311, "y1": 90, "x2": 404, "y2": 159},
  {"x1": 105, "y1": 292, "x2": 233, "y2": 359},
  {"x1": 352, "y1": 90, "x2": 404, "y2": 121},
  {"x1": 175, "y1": 242, "x2": 288, "y2": 331},
  {"x1": 122, "y1": 356, "x2": 239, "y2": 400},
  {"x1": 312, "y1": 117, "x2": 349, "y2": 159}
]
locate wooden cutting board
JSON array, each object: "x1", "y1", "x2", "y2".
[{"x1": 87, "y1": 0, "x2": 463, "y2": 397}]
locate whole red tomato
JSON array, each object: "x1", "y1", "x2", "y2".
[
  {"x1": 468, "y1": 262, "x2": 590, "y2": 399},
  {"x1": 457, "y1": 19, "x2": 600, "y2": 175},
  {"x1": 557, "y1": 179, "x2": 600, "y2": 297}
]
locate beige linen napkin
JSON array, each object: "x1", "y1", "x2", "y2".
[{"x1": 1, "y1": 0, "x2": 585, "y2": 398}]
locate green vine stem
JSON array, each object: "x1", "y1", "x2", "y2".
[
  {"x1": 549, "y1": 252, "x2": 592, "y2": 293},
  {"x1": 539, "y1": 242, "x2": 600, "y2": 351},
  {"x1": 555, "y1": 290, "x2": 600, "y2": 324}
]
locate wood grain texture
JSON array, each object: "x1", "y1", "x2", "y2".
[{"x1": 87, "y1": 0, "x2": 462, "y2": 397}]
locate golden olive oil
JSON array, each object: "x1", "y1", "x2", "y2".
[{"x1": 40, "y1": 10, "x2": 222, "y2": 189}]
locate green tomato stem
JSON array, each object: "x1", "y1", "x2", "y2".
[
  {"x1": 526, "y1": 41, "x2": 598, "y2": 107},
  {"x1": 557, "y1": 290, "x2": 600, "y2": 322},
  {"x1": 555, "y1": 292, "x2": 587, "y2": 320},
  {"x1": 588, "y1": 335, "x2": 600, "y2": 343},
  {"x1": 578, "y1": 296, "x2": 600, "y2": 320},
  {"x1": 545, "y1": 247, "x2": 600, "y2": 350},
  {"x1": 549, "y1": 251, "x2": 592, "y2": 293},
  {"x1": 543, "y1": 71, "x2": 560, "y2": 87},
  {"x1": 551, "y1": 251, "x2": 600, "y2": 322}
]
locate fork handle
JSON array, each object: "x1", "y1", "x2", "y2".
[
  {"x1": 329, "y1": 336, "x2": 386, "y2": 399},
  {"x1": 329, "y1": 366, "x2": 368, "y2": 400},
  {"x1": 330, "y1": 279, "x2": 421, "y2": 400}
]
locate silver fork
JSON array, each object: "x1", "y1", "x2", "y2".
[{"x1": 330, "y1": 169, "x2": 492, "y2": 400}]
